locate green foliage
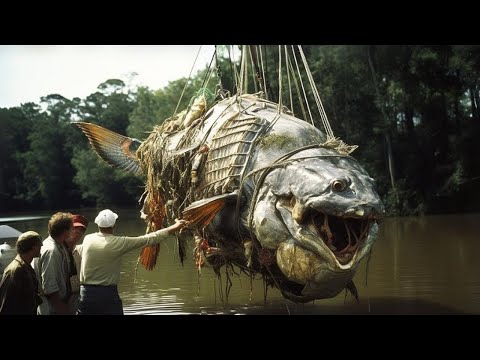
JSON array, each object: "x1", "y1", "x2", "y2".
[
  {"x1": 1, "y1": 46, "x2": 480, "y2": 215},
  {"x1": 127, "y1": 68, "x2": 216, "y2": 140},
  {"x1": 71, "y1": 149, "x2": 143, "y2": 207}
]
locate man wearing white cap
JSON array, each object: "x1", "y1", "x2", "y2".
[{"x1": 76, "y1": 209, "x2": 186, "y2": 315}]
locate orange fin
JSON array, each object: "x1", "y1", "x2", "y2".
[
  {"x1": 182, "y1": 192, "x2": 237, "y2": 229},
  {"x1": 138, "y1": 194, "x2": 165, "y2": 271},
  {"x1": 74, "y1": 121, "x2": 142, "y2": 174},
  {"x1": 139, "y1": 244, "x2": 160, "y2": 271}
]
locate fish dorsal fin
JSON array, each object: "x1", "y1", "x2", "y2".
[
  {"x1": 182, "y1": 192, "x2": 237, "y2": 229},
  {"x1": 74, "y1": 122, "x2": 142, "y2": 175}
]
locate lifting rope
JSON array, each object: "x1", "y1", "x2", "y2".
[{"x1": 217, "y1": 45, "x2": 335, "y2": 140}]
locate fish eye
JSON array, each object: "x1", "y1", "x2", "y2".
[{"x1": 331, "y1": 179, "x2": 347, "y2": 192}]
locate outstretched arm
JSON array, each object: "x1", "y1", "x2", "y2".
[
  {"x1": 120, "y1": 219, "x2": 190, "y2": 251},
  {"x1": 164, "y1": 219, "x2": 187, "y2": 234}
]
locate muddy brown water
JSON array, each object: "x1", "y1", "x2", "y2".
[{"x1": 2, "y1": 210, "x2": 478, "y2": 314}]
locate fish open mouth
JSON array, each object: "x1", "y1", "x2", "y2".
[
  {"x1": 308, "y1": 212, "x2": 373, "y2": 265},
  {"x1": 285, "y1": 197, "x2": 376, "y2": 266},
  {"x1": 274, "y1": 207, "x2": 378, "y2": 302}
]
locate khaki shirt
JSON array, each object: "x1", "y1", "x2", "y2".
[
  {"x1": 78, "y1": 229, "x2": 170, "y2": 286},
  {"x1": 0, "y1": 255, "x2": 40, "y2": 315},
  {"x1": 33, "y1": 236, "x2": 70, "y2": 315}
]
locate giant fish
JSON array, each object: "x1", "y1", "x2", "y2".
[{"x1": 76, "y1": 91, "x2": 384, "y2": 303}]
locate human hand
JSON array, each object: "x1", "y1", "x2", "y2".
[{"x1": 169, "y1": 218, "x2": 187, "y2": 232}]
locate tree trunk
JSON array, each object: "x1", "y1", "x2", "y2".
[
  {"x1": 454, "y1": 91, "x2": 460, "y2": 134},
  {"x1": 470, "y1": 87, "x2": 479, "y2": 122},
  {"x1": 404, "y1": 106, "x2": 415, "y2": 137},
  {"x1": 385, "y1": 133, "x2": 396, "y2": 191},
  {"x1": 474, "y1": 86, "x2": 480, "y2": 122},
  {"x1": 438, "y1": 91, "x2": 449, "y2": 163},
  {"x1": 367, "y1": 45, "x2": 396, "y2": 191},
  {"x1": 0, "y1": 165, "x2": 4, "y2": 197}
]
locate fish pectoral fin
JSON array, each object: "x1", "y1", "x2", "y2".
[
  {"x1": 74, "y1": 122, "x2": 142, "y2": 175},
  {"x1": 182, "y1": 192, "x2": 237, "y2": 229}
]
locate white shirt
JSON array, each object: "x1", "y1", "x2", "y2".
[{"x1": 78, "y1": 229, "x2": 170, "y2": 286}]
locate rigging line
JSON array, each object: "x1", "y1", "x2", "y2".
[
  {"x1": 173, "y1": 45, "x2": 203, "y2": 117},
  {"x1": 302, "y1": 50, "x2": 329, "y2": 134},
  {"x1": 299, "y1": 47, "x2": 334, "y2": 138},
  {"x1": 201, "y1": 59, "x2": 216, "y2": 94},
  {"x1": 298, "y1": 46, "x2": 325, "y2": 128},
  {"x1": 298, "y1": 46, "x2": 334, "y2": 139},
  {"x1": 259, "y1": 45, "x2": 268, "y2": 100},
  {"x1": 291, "y1": 45, "x2": 314, "y2": 125},
  {"x1": 215, "y1": 45, "x2": 224, "y2": 93},
  {"x1": 239, "y1": 45, "x2": 245, "y2": 94},
  {"x1": 238, "y1": 45, "x2": 248, "y2": 95},
  {"x1": 228, "y1": 46, "x2": 241, "y2": 95},
  {"x1": 278, "y1": 45, "x2": 283, "y2": 112},
  {"x1": 200, "y1": 48, "x2": 217, "y2": 90},
  {"x1": 248, "y1": 46, "x2": 258, "y2": 93},
  {"x1": 272, "y1": 47, "x2": 279, "y2": 103},
  {"x1": 244, "y1": 46, "x2": 251, "y2": 93},
  {"x1": 248, "y1": 45, "x2": 259, "y2": 94},
  {"x1": 226, "y1": 46, "x2": 237, "y2": 95},
  {"x1": 266, "y1": 46, "x2": 274, "y2": 101},
  {"x1": 243, "y1": 45, "x2": 251, "y2": 94},
  {"x1": 284, "y1": 45, "x2": 294, "y2": 116},
  {"x1": 287, "y1": 51, "x2": 308, "y2": 121}
]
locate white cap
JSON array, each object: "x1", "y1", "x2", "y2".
[{"x1": 94, "y1": 209, "x2": 118, "y2": 228}]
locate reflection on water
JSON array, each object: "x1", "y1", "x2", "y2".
[
  {"x1": 0, "y1": 216, "x2": 50, "y2": 222},
  {"x1": 1, "y1": 210, "x2": 479, "y2": 314}
]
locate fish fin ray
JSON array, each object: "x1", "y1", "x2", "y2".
[
  {"x1": 74, "y1": 121, "x2": 142, "y2": 175},
  {"x1": 139, "y1": 244, "x2": 159, "y2": 270},
  {"x1": 183, "y1": 192, "x2": 237, "y2": 228}
]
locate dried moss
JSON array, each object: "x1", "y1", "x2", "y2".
[{"x1": 260, "y1": 134, "x2": 296, "y2": 150}]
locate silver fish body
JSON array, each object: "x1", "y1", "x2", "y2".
[{"x1": 76, "y1": 93, "x2": 384, "y2": 303}]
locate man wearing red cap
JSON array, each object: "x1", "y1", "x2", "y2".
[{"x1": 65, "y1": 214, "x2": 88, "y2": 313}]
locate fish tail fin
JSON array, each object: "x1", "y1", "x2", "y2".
[{"x1": 74, "y1": 121, "x2": 142, "y2": 175}]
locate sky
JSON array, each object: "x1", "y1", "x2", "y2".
[{"x1": 0, "y1": 45, "x2": 216, "y2": 108}]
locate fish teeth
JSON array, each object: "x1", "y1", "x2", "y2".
[
  {"x1": 292, "y1": 200, "x2": 305, "y2": 223},
  {"x1": 307, "y1": 222, "x2": 318, "y2": 235},
  {"x1": 355, "y1": 209, "x2": 364, "y2": 217},
  {"x1": 345, "y1": 208, "x2": 365, "y2": 217}
]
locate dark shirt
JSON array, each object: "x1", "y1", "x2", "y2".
[{"x1": 0, "y1": 255, "x2": 41, "y2": 315}]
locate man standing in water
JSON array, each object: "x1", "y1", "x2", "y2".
[{"x1": 77, "y1": 209, "x2": 186, "y2": 315}]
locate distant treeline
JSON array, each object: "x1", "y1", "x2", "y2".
[{"x1": 0, "y1": 45, "x2": 479, "y2": 216}]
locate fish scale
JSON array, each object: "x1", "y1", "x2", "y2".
[{"x1": 75, "y1": 92, "x2": 384, "y2": 303}]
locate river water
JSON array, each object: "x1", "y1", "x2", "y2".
[{"x1": 2, "y1": 210, "x2": 478, "y2": 314}]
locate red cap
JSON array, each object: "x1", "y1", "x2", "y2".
[{"x1": 72, "y1": 214, "x2": 88, "y2": 229}]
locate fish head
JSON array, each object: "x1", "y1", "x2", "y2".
[{"x1": 252, "y1": 147, "x2": 384, "y2": 302}]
